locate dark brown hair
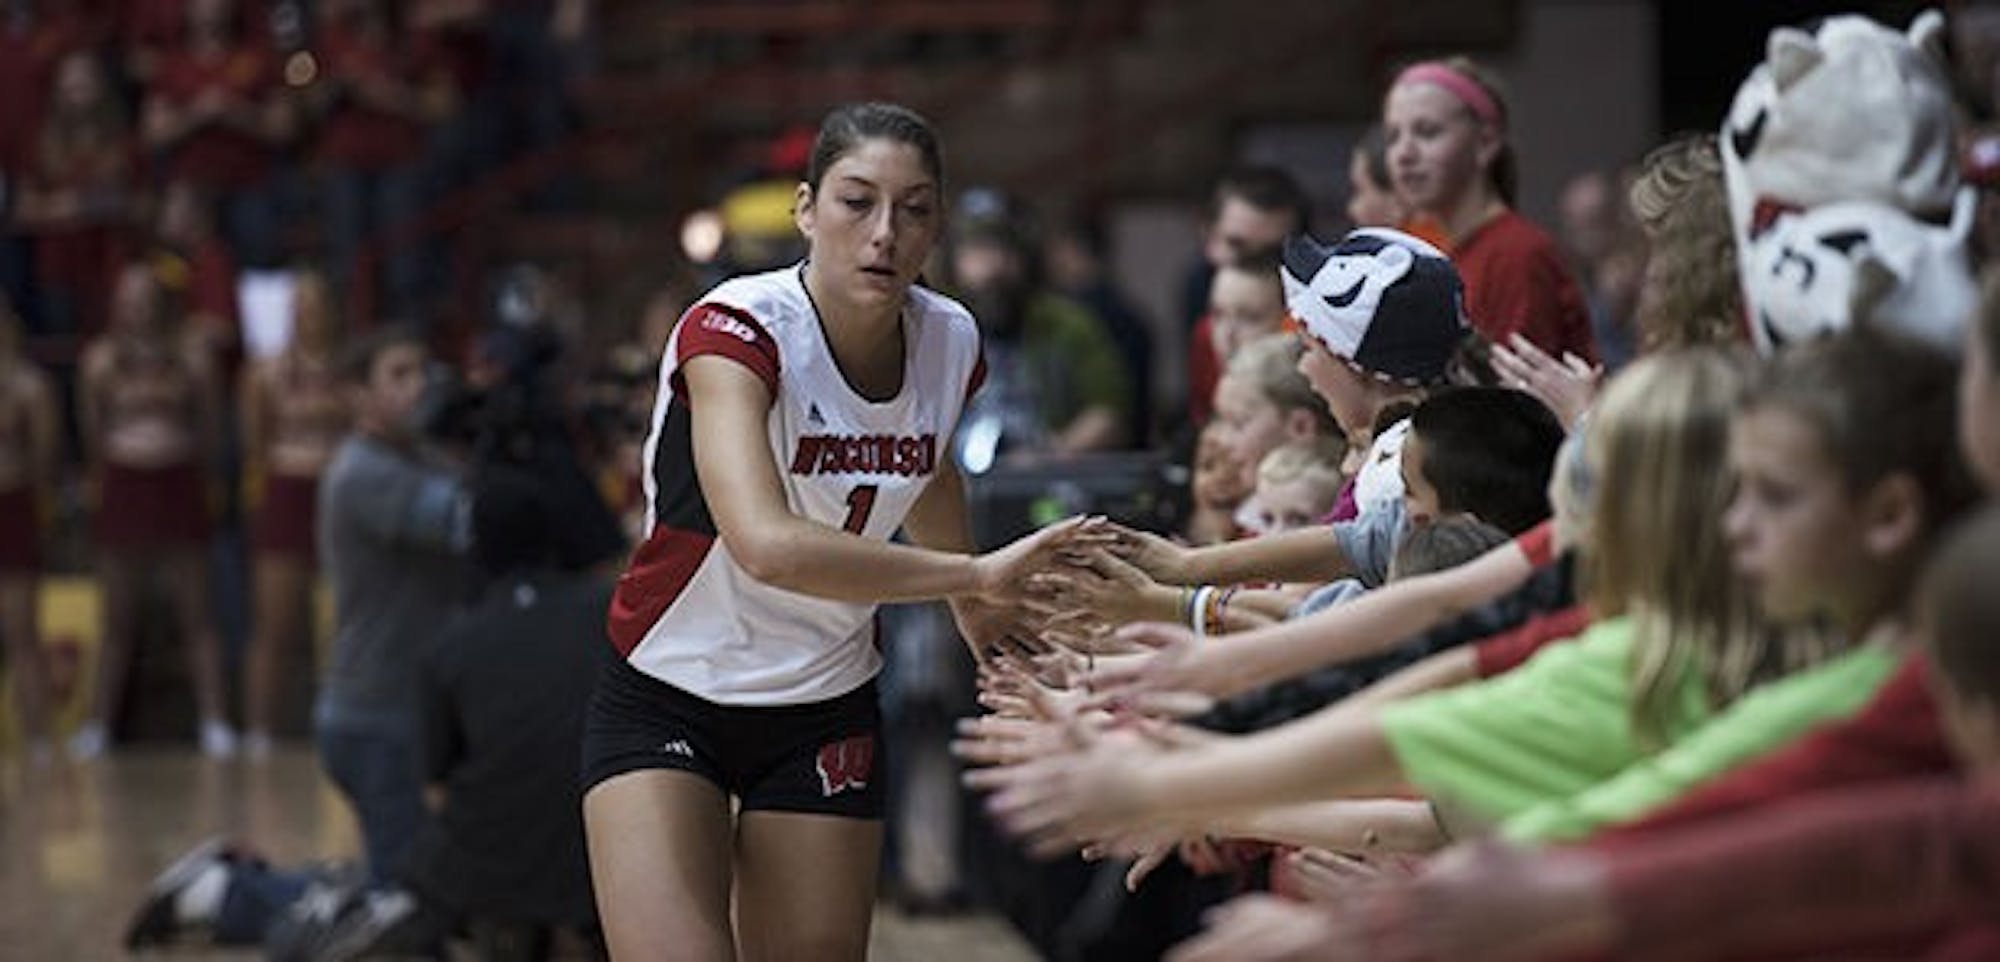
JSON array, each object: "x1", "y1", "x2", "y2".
[
  {"x1": 338, "y1": 326, "x2": 426, "y2": 384},
  {"x1": 1213, "y1": 165, "x2": 1311, "y2": 236},
  {"x1": 806, "y1": 103, "x2": 944, "y2": 194}
]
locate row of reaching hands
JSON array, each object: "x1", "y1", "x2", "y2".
[{"x1": 944, "y1": 517, "x2": 1599, "y2": 962}]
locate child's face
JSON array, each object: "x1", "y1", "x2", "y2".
[
  {"x1": 1213, "y1": 374, "x2": 1291, "y2": 491},
  {"x1": 1384, "y1": 81, "x2": 1494, "y2": 216},
  {"x1": 1207, "y1": 270, "x2": 1286, "y2": 362},
  {"x1": 1722, "y1": 406, "x2": 1872, "y2": 625},
  {"x1": 1399, "y1": 430, "x2": 1446, "y2": 527},
  {"x1": 1194, "y1": 424, "x2": 1252, "y2": 508},
  {"x1": 1256, "y1": 476, "x2": 1337, "y2": 533},
  {"x1": 1958, "y1": 329, "x2": 2000, "y2": 494}
]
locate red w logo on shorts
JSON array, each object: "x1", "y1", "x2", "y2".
[{"x1": 815, "y1": 735, "x2": 875, "y2": 797}]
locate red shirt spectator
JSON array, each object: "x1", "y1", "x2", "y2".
[
  {"x1": 1590, "y1": 651, "x2": 1955, "y2": 843},
  {"x1": 312, "y1": 20, "x2": 451, "y2": 172},
  {"x1": 1604, "y1": 779, "x2": 2000, "y2": 961},
  {"x1": 21, "y1": 53, "x2": 141, "y2": 338},
  {"x1": 0, "y1": 13, "x2": 87, "y2": 177},
  {"x1": 146, "y1": 42, "x2": 285, "y2": 189},
  {"x1": 154, "y1": 182, "x2": 241, "y2": 391},
  {"x1": 1452, "y1": 210, "x2": 1599, "y2": 364}
]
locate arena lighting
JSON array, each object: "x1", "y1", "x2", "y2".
[
  {"x1": 283, "y1": 51, "x2": 318, "y2": 87},
  {"x1": 680, "y1": 208, "x2": 725, "y2": 264}
]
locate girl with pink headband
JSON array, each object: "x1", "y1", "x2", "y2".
[{"x1": 1383, "y1": 57, "x2": 1601, "y2": 368}]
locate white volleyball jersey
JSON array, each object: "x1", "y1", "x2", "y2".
[{"x1": 607, "y1": 265, "x2": 985, "y2": 705}]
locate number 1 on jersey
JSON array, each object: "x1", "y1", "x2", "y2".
[{"x1": 841, "y1": 484, "x2": 879, "y2": 534}]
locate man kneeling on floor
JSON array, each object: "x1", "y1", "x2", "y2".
[{"x1": 126, "y1": 469, "x2": 611, "y2": 960}]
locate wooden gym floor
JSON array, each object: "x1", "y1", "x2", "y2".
[{"x1": 0, "y1": 748, "x2": 1040, "y2": 961}]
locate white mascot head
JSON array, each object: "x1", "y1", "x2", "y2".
[
  {"x1": 1745, "y1": 188, "x2": 1976, "y2": 354},
  {"x1": 1721, "y1": 10, "x2": 1966, "y2": 352}
]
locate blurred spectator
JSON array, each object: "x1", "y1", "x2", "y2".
[
  {"x1": 0, "y1": 2, "x2": 89, "y2": 185},
  {"x1": 484, "y1": 0, "x2": 592, "y2": 186},
  {"x1": 151, "y1": 180, "x2": 242, "y2": 388},
  {"x1": 238, "y1": 269, "x2": 346, "y2": 759},
  {"x1": 1045, "y1": 214, "x2": 1154, "y2": 446},
  {"x1": 1187, "y1": 420, "x2": 1251, "y2": 546},
  {"x1": 1383, "y1": 58, "x2": 1598, "y2": 363},
  {"x1": 123, "y1": 0, "x2": 204, "y2": 84},
  {"x1": 1557, "y1": 168, "x2": 1643, "y2": 369},
  {"x1": 0, "y1": 2, "x2": 93, "y2": 328},
  {"x1": 1625, "y1": 134, "x2": 1740, "y2": 352},
  {"x1": 16, "y1": 51, "x2": 139, "y2": 339},
  {"x1": 316, "y1": 326, "x2": 468, "y2": 887},
  {"x1": 0, "y1": 294, "x2": 58, "y2": 765},
  {"x1": 1204, "y1": 248, "x2": 1290, "y2": 371},
  {"x1": 408, "y1": 0, "x2": 497, "y2": 195},
  {"x1": 1208, "y1": 335, "x2": 1338, "y2": 535},
  {"x1": 1345, "y1": 124, "x2": 1412, "y2": 231},
  {"x1": 308, "y1": 0, "x2": 459, "y2": 326},
  {"x1": 1249, "y1": 436, "x2": 1348, "y2": 536},
  {"x1": 1182, "y1": 166, "x2": 1309, "y2": 427},
  {"x1": 72, "y1": 262, "x2": 229, "y2": 760},
  {"x1": 142, "y1": 0, "x2": 298, "y2": 269},
  {"x1": 947, "y1": 189, "x2": 1133, "y2": 467}
]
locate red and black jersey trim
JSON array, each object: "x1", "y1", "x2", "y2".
[
  {"x1": 607, "y1": 524, "x2": 713, "y2": 656},
  {"x1": 606, "y1": 350, "x2": 727, "y2": 656},
  {"x1": 669, "y1": 303, "x2": 781, "y2": 402},
  {"x1": 964, "y1": 350, "x2": 987, "y2": 403}
]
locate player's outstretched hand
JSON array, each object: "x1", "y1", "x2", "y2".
[{"x1": 970, "y1": 515, "x2": 1115, "y2": 601}]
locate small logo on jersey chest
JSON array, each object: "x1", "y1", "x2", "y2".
[
  {"x1": 790, "y1": 433, "x2": 937, "y2": 477},
  {"x1": 807, "y1": 403, "x2": 826, "y2": 427}
]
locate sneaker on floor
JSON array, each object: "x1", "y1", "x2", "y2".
[
  {"x1": 265, "y1": 882, "x2": 364, "y2": 962},
  {"x1": 124, "y1": 837, "x2": 232, "y2": 948},
  {"x1": 67, "y1": 722, "x2": 108, "y2": 762},
  {"x1": 200, "y1": 720, "x2": 239, "y2": 759},
  {"x1": 310, "y1": 888, "x2": 442, "y2": 962}
]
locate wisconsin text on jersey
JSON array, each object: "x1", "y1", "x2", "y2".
[{"x1": 789, "y1": 433, "x2": 938, "y2": 476}]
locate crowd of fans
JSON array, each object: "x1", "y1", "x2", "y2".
[{"x1": 945, "y1": 10, "x2": 2000, "y2": 962}]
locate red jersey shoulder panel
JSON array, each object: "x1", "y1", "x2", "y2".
[{"x1": 670, "y1": 303, "x2": 782, "y2": 401}]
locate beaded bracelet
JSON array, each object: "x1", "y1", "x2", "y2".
[{"x1": 1212, "y1": 585, "x2": 1241, "y2": 635}]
